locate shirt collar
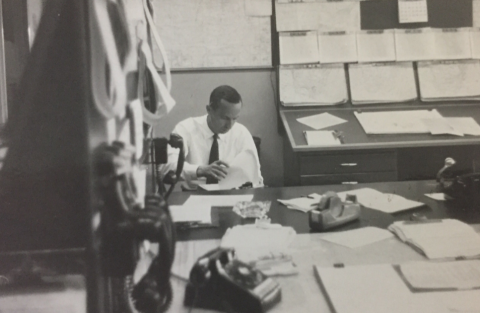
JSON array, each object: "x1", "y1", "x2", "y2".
[{"x1": 200, "y1": 114, "x2": 225, "y2": 141}]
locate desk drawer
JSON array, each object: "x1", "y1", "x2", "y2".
[
  {"x1": 300, "y1": 171, "x2": 397, "y2": 186},
  {"x1": 300, "y1": 152, "x2": 397, "y2": 175}
]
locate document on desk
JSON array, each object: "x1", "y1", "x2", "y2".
[
  {"x1": 297, "y1": 112, "x2": 347, "y2": 130},
  {"x1": 279, "y1": 64, "x2": 348, "y2": 106},
  {"x1": 388, "y1": 219, "x2": 480, "y2": 259},
  {"x1": 399, "y1": 260, "x2": 480, "y2": 290},
  {"x1": 304, "y1": 130, "x2": 342, "y2": 146},
  {"x1": 354, "y1": 109, "x2": 443, "y2": 134},
  {"x1": 320, "y1": 226, "x2": 394, "y2": 249},
  {"x1": 421, "y1": 118, "x2": 464, "y2": 136},
  {"x1": 348, "y1": 62, "x2": 417, "y2": 104},
  {"x1": 275, "y1": 1, "x2": 360, "y2": 32},
  {"x1": 279, "y1": 31, "x2": 319, "y2": 65},
  {"x1": 277, "y1": 193, "x2": 322, "y2": 212},
  {"x1": 169, "y1": 204, "x2": 211, "y2": 224},
  {"x1": 217, "y1": 149, "x2": 260, "y2": 190},
  {"x1": 337, "y1": 188, "x2": 424, "y2": 213},
  {"x1": 446, "y1": 117, "x2": 480, "y2": 136},
  {"x1": 356, "y1": 29, "x2": 396, "y2": 63},
  {"x1": 318, "y1": 31, "x2": 357, "y2": 64},
  {"x1": 417, "y1": 60, "x2": 480, "y2": 101},
  {"x1": 182, "y1": 194, "x2": 254, "y2": 207},
  {"x1": 314, "y1": 264, "x2": 449, "y2": 313}
]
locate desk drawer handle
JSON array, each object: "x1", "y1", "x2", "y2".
[
  {"x1": 342, "y1": 181, "x2": 358, "y2": 185},
  {"x1": 340, "y1": 163, "x2": 358, "y2": 167}
]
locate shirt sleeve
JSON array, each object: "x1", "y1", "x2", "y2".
[{"x1": 237, "y1": 126, "x2": 264, "y2": 187}]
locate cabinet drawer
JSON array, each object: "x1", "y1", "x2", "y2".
[
  {"x1": 300, "y1": 152, "x2": 397, "y2": 175},
  {"x1": 300, "y1": 171, "x2": 397, "y2": 186}
]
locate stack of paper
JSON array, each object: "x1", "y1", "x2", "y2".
[
  {"x1": 417, "y1": 60, "x2": 480, "y2": 101},
  {"x1": 303, "y1": 130, "x2": 342, "y2": 146},
  {"x1": 399, "y1": 260, "x2": 480, "y2": 290},
  {"x1": 388, "y1": 219, "x2": 480, "y2": 259},
  {"x1": 320, "y1": 227, "x2": 394, "y2": 248},
  {"x1": 337, "y1": 188, "x2": 424, "y2": 213},
  {"x1": 169, "y1": 204, "x2": 211, "y2": 224},
  {"x1": 277, "y1": 193, "x2": 322, "y2": 212}
]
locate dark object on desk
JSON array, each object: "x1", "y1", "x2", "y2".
[
  {"x1": 184, "y1": 247, "x2": 281, "y2": 313},
  {"x1": 309, "y1": 192, "x2": 361, "y2": 231},
  {"x1": 437, "y1": 157, "x2": 480, "y2": 202}
]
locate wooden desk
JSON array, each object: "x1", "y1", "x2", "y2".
[
  {"x1": 169, "y1": 180, "x2": 480, "y2": 241},
  {"x1": 169, "y1": 226, "x2": 480, "y2": 313},
  {"x1": 279, "y1": 103, "x2": 480, "y2": 186}
]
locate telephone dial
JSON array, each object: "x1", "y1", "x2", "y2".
[
  {"x1": 184, "y1": 247, "x2": 282, "y2": 313},
  {"x1": 96, "y1": 140, "x2": 179, "y2": 313}
]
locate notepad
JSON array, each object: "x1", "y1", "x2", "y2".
[
  {"x1": 388, "y1": 219, "x2": 480, "y2": 259},
  {"x1": 303, "y1": 130, "x2": 342, "y2": 146}
]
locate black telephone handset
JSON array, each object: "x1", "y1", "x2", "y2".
[
  {"x1": 437, "y1": 157, "x2": 480, "y2": 201},
  {"x1": 184, "y1": 248, "x2": 282, "y2": 313},
  {"x1": 96, "y1": 141, "x2": 176, "y2": 313}
]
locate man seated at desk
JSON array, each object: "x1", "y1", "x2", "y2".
[{"x1": 159, "y1": 85, "x2": 263, "y2": 190}]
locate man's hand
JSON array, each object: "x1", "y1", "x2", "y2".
[{"x1": 197, "y1": 160, "x2": 229, "y2": 181}]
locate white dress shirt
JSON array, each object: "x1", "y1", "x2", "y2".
[{"x1": 159, "y1": 114, "x2": 263, "y2": 189}]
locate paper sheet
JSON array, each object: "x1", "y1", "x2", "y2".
[
  {"x1": 474, "y1": 1, "x2": 480, "y2": 27},
  {"x1": 169, "y1": 204, "x2": 211, "y2": 224},
  {"x1": 398, "y1": 0, "x2": 428, "y2": 23},
  {"x1": 348, "y1": 62, "x2": 417, "y2": 104},
  {"x1": 218, "y1": 149, "x2": 260, "y2": 190},
  {"x1": 245, "y1": 0, "x2": 272, "y2": 16},
  {"x1": 279, "y1": 64, "x2": 348, "y2": 105},
  {"x1": 275, "y1": 2, "x2": 360, "y2": 32},
  {"x1": 318, "y1": 31, "x2": 357, "y2": 64},
  {"x1": 304, "y1": 130, "x2": 342, "y2": 146},
  {"x1": 315, "y1": 264, "x2": 449, "y2": 313},
  {"x1": 354, "y1": 109, "x2": 443, "y2": 134},
  {"x1": 182, "y1": 194, "x2": 254, "y2": 207},
  {"x1": 337, "y1": 188, "x2": 424, "y2": 213},
  {"x1": 424, "y1": 193, "x2": 451, "y2": 201},
  {"x1": 320, "y1": 227, "x2": 394, "y2": 249},
  {"x1": 400, "y1": 260, "x2": 480, "y2": 290},
  {"x1": 356, "y1": 30, "x2": 396, "y2": 63},
  {"x1": 446, "y1": 117, "x2": 480, "y2": 136},
  {"x1": 417, "y1": 60, "x2": 480, "y2": 100},
  {"x1": 432, "y1": 28, "x2": 472, "y2": 60},
  {"x1": 279, "y1": 31, "x2": 319, "y2": 65},
  {"x1": 395, "y1": 28, "x2": 435, "y2": 61},
  {"x1": 277, "y1": 193, "x2": 322, "y2": 212},
  {"x1": 422, "y1": 118, "x2": 464, "y2": 136},
  {"x1": 470, "y1": 28, "x2": 480, "y2": 59},
  {"x1": 297, "y1": 112, "x2": 347, "y2": 130}
]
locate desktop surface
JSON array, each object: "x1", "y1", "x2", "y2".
[{"x1": 169, "y1": 180, "x2": 480, "y2": 241}]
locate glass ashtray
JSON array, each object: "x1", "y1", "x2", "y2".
[{"x1": 233, "y1": 201, "x2": 271, "y2": 218}]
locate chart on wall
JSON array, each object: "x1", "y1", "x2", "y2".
[{"x1": 152, "y1": 0, "x2": 272, "y2": 70}]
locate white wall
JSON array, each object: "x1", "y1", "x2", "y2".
[{"x1": 153, "y1": 69, "x2": 284, "y2": 187}]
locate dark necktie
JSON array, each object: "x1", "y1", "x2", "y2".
[{"x1": 206, "y1": 134, "x2": 219, "y2": 184}]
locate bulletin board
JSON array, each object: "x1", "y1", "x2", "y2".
[{"x1": 152, "y1": 0, "x2": 272, "y2": 70}]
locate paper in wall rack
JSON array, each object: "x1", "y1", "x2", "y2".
[{"x1": 279, "y1": 64, "x2": 348, "y2": 106}]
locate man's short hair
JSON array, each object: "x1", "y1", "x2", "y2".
[{"x1": 209, "y1": 85, "x2": 242, "y2": 110}]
